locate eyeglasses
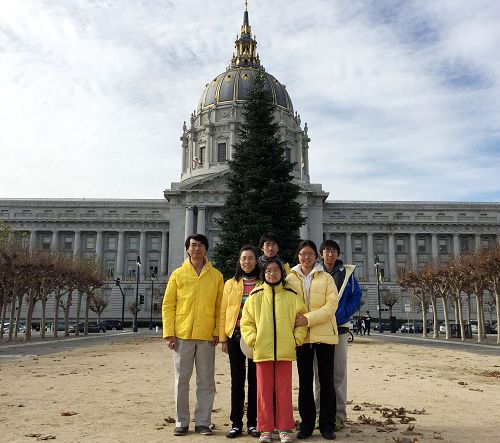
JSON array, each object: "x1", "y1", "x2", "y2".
[
  {"x1": 299, "y1": 253, "x2": 316, "y2": 258},
  {"x1": 265, "y1": 269, "x2": 281, "y2": 275},
  {"x1": 322, "y1": 249, "x2": 337, "y2": 255},
  {"x1": 190, "y1": 243, "x2": 205, "y2": 250}
]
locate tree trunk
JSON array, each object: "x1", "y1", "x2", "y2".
[
  {"x1": 14, "y1": 292, "x2": 23, "y2": 338},
  {"x1": 421, "y1": 300, "x2": 428, "y2": 331},
  {"x1": 84, "y1": 293, "x2": 90, "y2": 336},
  {"x1": 8, "y1": 285, "x2": 18, "y2": 341},
  {"x1": 75, "y1": 290, "x2": 82, "y2": 337},
  {"x1": 40, "y1": 287, "x2": 48, "y2": 339},
  {"x1": 442, "y1": 297, "x2": 450, "y2": 340},
  {"x1": 53, "y1": 288, "x2": 62, "y2": 338},
  {"x1": 24, "y1": 286, "x2": 35, "y2": 341},
  {"x1": 475, "y1": 290, "x2": 483, "y2": 343},
  {"x1": 455, "y1": 290, "x2": 465, "y2": 342},
  {"x1": 479, "y1": 298, "x2": 487, "y2": 340},
  {"x1": 62, "y1": 289, "x2": 73, "y2": 337},
  {"x1": 494, "y1": 286, "x2": 500, "y2": 345},
  {"x1": 467, "y1": 294, "x2": 472, "y2": 324}
]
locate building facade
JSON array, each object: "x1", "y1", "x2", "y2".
[{"x1": 1, "y1": 7, "x2": 499, "y2": 322}]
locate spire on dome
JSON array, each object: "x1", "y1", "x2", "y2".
[{"x1": 230, "y1": 1, "x2": 261, "y2": 69}]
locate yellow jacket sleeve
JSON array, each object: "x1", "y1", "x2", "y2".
[
  {"x1": 213, "y1": 273, "x2": 224, "y2": 338},
  {"x1": 304, "y1": 275, "x2": 339, "y2": 327},
  {"x1": 294, "y1": 293, "x2": 309, "y2": 346},
  {"x1": 240, "y1": 297, "x2": 256, "y2": 348},
  {"x1": 162, "y1": 271, "x2": 178, "y2": 338},
  {"x1": 219, "y1": 279, "x2": 231, "y2": 342}
]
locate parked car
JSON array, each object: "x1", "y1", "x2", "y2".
[
  {"x1": 78, "y1": 322, "x2": 106, "y2": 333},
  {"x1": 401, "y1": 322, "x2": 431, "y2": 333},
  {"x1": 99, "y1": 319, "x2": 123, "y2": 330},
  {"x1": 2, "y1": 322, "x2": 26, "y2": 334},
  {"x1": 372, "y1": 322, "x2": 392, "y2": 332}
]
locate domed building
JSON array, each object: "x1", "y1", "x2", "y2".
[
  {"x1": 165, "y1": 6, "x2": 329, "y2": 268},
  {"x1": 1, "y1": 4, "x2": 499, "y2": 325}
]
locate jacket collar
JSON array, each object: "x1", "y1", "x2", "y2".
[
  {"x1": 182, "y1": 257, "x2": 212, "y2": 275},
  {"x1": 291, "y1": 261, "x2": 323, "y2": 278}
]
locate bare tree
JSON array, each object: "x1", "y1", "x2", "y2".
[
  {"x1": 381, "y1": 289, "x2": 399, "y2": 318},
  {"x1": 481, "y1": 245, "x2": 500, "y2": 344},
  {"x1": 88, "y1": 289, "x2": 109, "y2": 323}
]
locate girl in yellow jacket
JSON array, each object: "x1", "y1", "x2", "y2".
[
  {"x1": 219, "y1": 245, "x2": 261, "y2": 439},
  {"x1": 241, "y1": 258, "x2": 308, "y2": 443},
  {"x1": 286, "y1": 240, "x2": 339, "y2": 441}
]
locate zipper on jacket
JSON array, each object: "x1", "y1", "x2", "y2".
[{"x1": 272, "y1": 286, "x2": 277, "y2": 361}]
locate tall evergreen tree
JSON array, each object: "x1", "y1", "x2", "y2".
[{"x1": 214, "y1": 72, "x2": 306, "y2": 278}]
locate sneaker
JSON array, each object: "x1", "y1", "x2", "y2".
[
  {"x1": 248, "y1": 427, "x2": 261, "y2": 438},
  {"x1": 195, "y1": 425, "x2": 213, "y2": 436},
  {"x1": 335, "y1": 416, "x2": 344, "y2": 431},
  {"x1": 173, "y1": 426, "x2": 189, "y2": 436},
  {"x1": 259, "y1": 431, "x2": 272, "y2": 442},
  {"x1": 296, "y1": 429, "x2": 312, "y2": 440},
  {"x1": 226, "y1": 427, "x2": 242, "y2": 438},
  {"x1": 279, "y1": 431, "x2": 293, "y2": 442}
]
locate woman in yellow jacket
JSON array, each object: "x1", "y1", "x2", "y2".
[
  {"x1": 219, "y1": 245, "x2": 261, "y2": 439},
  {"x1": 286, "y1": 240, "x2": 339, "y2": 441},
  {"x1": 240, "y1": 258, "x2": 308, "y2": 443}
]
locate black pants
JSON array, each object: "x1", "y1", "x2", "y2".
[
  {"x1": 227, "y1": 332, "x2": 257, "y2": 429},
  {"x1": 296, "y1": 343, "x2": 335, "y2": 434}
]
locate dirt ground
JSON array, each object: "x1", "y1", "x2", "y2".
[{"x1": 0, "y1": 336, "x2": 499, "y2": 442}]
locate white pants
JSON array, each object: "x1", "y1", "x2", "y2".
[
  {"x1": 314, "y1": 332, "x2": 348, "y2": 421},
  {"x1": 173, "y1": 338, "x2": 216, "y2": 427}
]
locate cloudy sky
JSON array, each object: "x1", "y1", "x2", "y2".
[{"x1": 1, "y1": 0, "x2": 499, "y2": 202}]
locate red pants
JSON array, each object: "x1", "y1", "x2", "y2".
[{"x1": 256, "y1": 361, "x2": 294, "y2": 432}]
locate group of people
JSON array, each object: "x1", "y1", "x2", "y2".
[
  {"x1": 355, "y1": 312, "x2": 372, "y2": 335},
  {"x1": 162, "y1": 232, "x2": 362, "y2": 442}
]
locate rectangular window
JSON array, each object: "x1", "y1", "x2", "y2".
[
  {"x1": 481, "y1": 239, "x2": 490, "y2": 248},
  {"x1": 127, "y1": 260, "x2": 137, "y2": 279},
  {"x1": 128, "y1": 236, "x2": 138, "y2": 251},
  {"x1": 354, "y1": 261, "x2": 365, "y2": 280},
  {"x1": 149, "y1": 260, "x2": 159, "y2": 277},
  {"x1": 64, "y1": 236, "x2": 73, "y2": 251},
  {"x1": 397, "y1": 263, "x2": 407, "y2": 276},
  {"x1": 217, "y1": 142, "x2": 227, "y2": 163},
  {"x1": 375, "y1": 238, "x2": 384, "y2": 253},
  {"x1": 353, "y1": 238, "x2": 362, "y2": 252},
  {"x1": 460, "y1": 238, "x2": 470, "y2": 252},
  {"x1": 150, "y1": 236, "x2": 160, "y2": 251},
  {"x1": 438, "y1": 238, "x2": 448, "y2": 254},
  {"x1": 107, "y1": 236, "x2": 117, "y2": 251},
  {"x1": 86, "y1": 236, "x2": 96, "y2": 250},
  {"x1": 42, "y1": 236, "x2": 51, "y2": 250},
  {"x1": 396, "y1": 238, "x2": 405, "y2": 253},
  {"x1": 106, "y1": 259, "x2": 115, "y2": 278},
  {"x1": 417, "y1": 238, "x2": 426, "y2": 253},
  {"x1": 199, "y1": 147, "x2": 205, "y2": 165},
  {"x1": 285, "y1": 147, "x2": 291, "y2": 162}
]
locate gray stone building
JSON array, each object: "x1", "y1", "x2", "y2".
[{"x1": 1, "y1": 8, "x2": 499, "y2": 323}]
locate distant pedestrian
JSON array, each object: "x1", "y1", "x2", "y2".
[{"x1": 364, "y1": 311, "x2": 371, "y2": 335}]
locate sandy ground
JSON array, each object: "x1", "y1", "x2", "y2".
[{"x1": 0, "y1": 336, "x2": 499, "y2": 443}]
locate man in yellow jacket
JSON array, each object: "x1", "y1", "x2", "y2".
[{"x1": 162, "y1": 234, "x2": 224, "y2": 437}]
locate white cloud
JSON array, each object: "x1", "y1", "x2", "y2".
[{"x1": 0, "y1": 0, "x2": 499, "y2": 201}]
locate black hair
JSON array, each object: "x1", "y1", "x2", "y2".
[
  {"x1": 261, "y1": 257, "x2": 286, "y2": 286},
  {"x1": 185, "y1": 234, "x2": 209, "y2": 251},
  {"x1": 319, "y1": 239, "x2": 341, "y2": 255},
  {"x1": 234, "y1": 245, "x2": 260, "y2": 281},
  {"x1": 258, "y1": 232, "x2": 280, "y2": 249},
  {"x1": 295, "y1": 239, "x2": 318, "y2": 263}
]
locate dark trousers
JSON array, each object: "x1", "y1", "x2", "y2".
[
  {"x1": 228, "y1": 332, "x2": 257, "y2": 429},
  {"x1": 296, "y1": 343, "x2": 335, "y2": 434}
]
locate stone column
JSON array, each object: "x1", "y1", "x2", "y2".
[
  {"x1": 197, "y1": 207, "x2": 206, "y2": 236},
  {"x1": 185, "y1": 207, "x2": 194, "y2": 239},
  {"x1": 73, "y1": 231, "x2": 81, "y2": 258},
  {"x1": 29, "y1": 230, "x2": 37, "y2": 252},
  {"x1": 139, "y1": 231, "x2": 147, "y2": 280},
  {"x1": 410, "y1": 234, "x2": 417, "y2": 270},
  {"x1": 453, "y1": 233, "x2": 460, "y2": 257},
  {"x1": 51, "y1": 230, "x2": 59, "y2": 251},
  {"x1": 475, "y1": 234, "x2": 481, "y2": 251},
  {"x1": 116, "y1": 231, "x2": 125, "y2": 279},
  {"x1": 95, "y1": 231, "x2": 103, "y2": 261},
  {"x1": 345, "y1": 232, "x2": 353, "y2": 264},
  {"x1": 431, "y1": 234, "x2": 438, "y2": 262},
  {"x1": 388, "y1": 233, "x2": 397, "y2": 281},
  {"x1": 367, "y1": 233, "x2": 375, "y2": 281},
  {"x1": 160, "y1": 231, "x2": 168, "y2": 276}
]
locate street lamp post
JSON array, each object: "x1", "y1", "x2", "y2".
[
  {"x1": 149, "y1": 273, "x2": 155, "y2": 330},
  {"x1": 374, "y1": 254, "x2": 383, "y2": 333},
  {"x1": 115, "y1": 277, "x2": 125, "y2": 327},
  {"x1": 133, "y1": 255, "x2": 141, "y2": 333}
]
